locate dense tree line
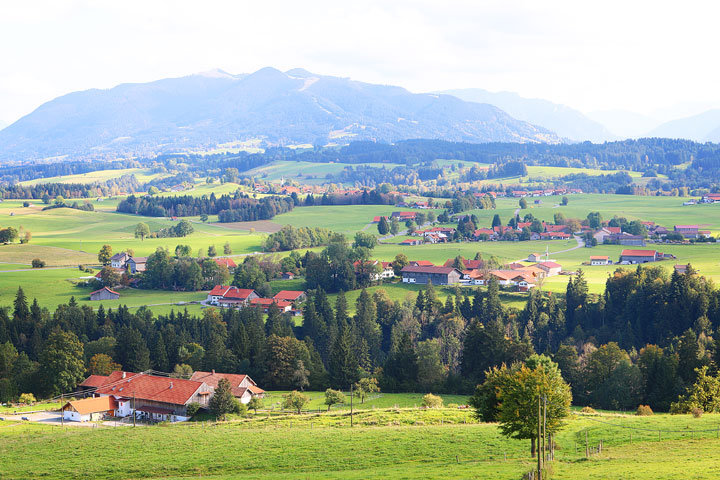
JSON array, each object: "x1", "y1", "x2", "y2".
[
  {"x1": 264, "y1": 225, "x2": 334, "y2": 252},
  {"x1": 117, "y1": 192, "x2": 296, "y2": 221},
  {"x1": 0, "y1": 175, "x2": 143, "y2": 200}
]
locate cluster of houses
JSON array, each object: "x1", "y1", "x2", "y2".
[
  {"x1": 700, "y1": 193, "x2": 720, "y2": 203},
  {"x1": 205, "y1": 285, "x2": 306, "y2": 314},
  {"x1": 398, "y1": 256, "x2": 563, "y2": 291},
  {"x1": 62, "y1": 370, "x2": 265, "y2": 423},
  {"x1": 587, "y1": 249, "x2": 676, "y2": 266}
]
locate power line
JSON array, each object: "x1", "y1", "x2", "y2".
[{"x1": 580, "y1": 414, "x2": 720, "y2": 433}]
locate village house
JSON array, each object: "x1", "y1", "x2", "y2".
[
  {"x1": 190, "y1": 371, "x2": 265, "y2": 404},
  {"x1": 701, "y1": 193, "x2": 720, "y2": 203},
  {"x1": 379, "y1": 262, "x2": 395, "y2": 278},
  {"x1": 249, "y1": 297, "x2": 293, "y2": 313},
  {"x1": 605, "y1": 233, "x2": 646, "y2": 246},
  {"x1": 590, "y1": 256, "x2": 611, "y2": 265},
  {"x1": 77, "y1": 374, "x2": 110, "y2": 397},
  {"x1": 401, "y1": 265, "x2": 462, "y2": 285},
  {"x1": 95, "y1": 371, "x2": 214, "y2": 422},
  {"x1": 207, "y1": 285, "x2": 260, "y2": 307},
  {"x1": 90, "y1": 286, "x2": 120, "y2": 301},
  {"x1": 390, "y1": 211, "x2": 418, "y2": 221},
  {"x1": 126, "y1": 257, "x2": 147, "y2": 274},
  {"x1": 273, "y1": 290, "x2": 307, "y2": 305},
  {"x1": 281, "y1": 272, "x2": 295, "y2": 280},
  {"x1": 110, "y1": 252, "x2": 130, "y2": 269},
  {"x1": 214, "y1": 257, "x2": 237, "y2": 270}
]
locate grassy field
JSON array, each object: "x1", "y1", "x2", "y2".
[
  {"x1": 243, "y1": 161, "x2": 405, "y2": 184},
  {"x1": 18, "y1": 168, "x2": 168, "y2": 186},
  {"x1": 2, "y1": 406, "x2": 720, "y2": 479},
  {"x1": 0, "y1": 191, "x2": 718, "y2": 312}
]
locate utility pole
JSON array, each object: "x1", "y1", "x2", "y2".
[
  {"x1": 543, "y1": 396, "x2": 547, "y2": 463},
  {"x1": 350, "y1": 383, "x2": 354, "y2": 427},
  {"x1": 60, "y1": 393, "x2": 64, "y2": 426},
  {"x1": 537, "y1": 395, "x2": 542, "y2": 480},
  {"x1": 133, "y1": 394, "x2": 136, "y2": 427}
]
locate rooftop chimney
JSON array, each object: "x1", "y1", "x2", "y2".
[
  {"x1": 169, "y1": 382, "x2": 173, "y2": 389},
  {"x1": 122, "y1": 372, "x2": 126, "y2": 379},
  {"x1": 212, "y1": 369, "x2": 215, "y2": 375}
]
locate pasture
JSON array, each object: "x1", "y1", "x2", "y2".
[{"x1": 1, "y1": 405, "x2": 719, "y2": 479}]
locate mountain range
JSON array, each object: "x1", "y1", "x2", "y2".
[
  {"x1": 439, "y1": 88, "x2": 616, "y2": 143},
  {"x1": 0, "y1": 68, "x2": 560, "y2": 162}
]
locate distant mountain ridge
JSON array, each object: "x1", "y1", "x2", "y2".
[
  {"x1": 440, "y1": 88, "x2": 616, "y2": 143},
  {"x1": 0, "y1": 68, "x2": 562, "y2": 162},
  {"x1": 647, "y1": 109, "x2": 720, "y2": 142}
]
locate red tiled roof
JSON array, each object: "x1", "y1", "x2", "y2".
[
  {"x1": 224, "y1": 288, "x2": 257, "y2": 300},
  {"x1": 411, "y1": 260, "x2": 434, "y2": 266},
  {"x1": 214, "y1": 258, "x2": 237, "y2": 268},
  {"x1": 620, "y1": 249, "x2": 658, "y2": 257},
  {"x1": 96, "y1": 373, "x2": 204, "y2": 406},
  {"x1": 90, "y1": 286, "x2": 119, "y2": 296},
  {"x1": 273, "y1": 290, "x2": 305, "y2": 301},
  {"x1": 209, "y1": 285, "x2": 232, "y2": 296},
  {"x1": 401, "y1": 265, "x2": 458, "y2": 274},
  {"x1": 79, "y1": 375, "x2": 110, "y2": 388},
  {"x1": 605, "y1": 227, "x2": 622, "y2": 234},
  {"x1": 63, "y1": 396, "x2": 117, "y2": 415},
  {"x1": 190, "y1": 371, "x2": 258, "y2": 398},
  {"x1": 590, "y1": 256, "x2": 609, "y2": 260},
  {"x1": 537, "y1": 261, "x2": 562, "y2": 269}
]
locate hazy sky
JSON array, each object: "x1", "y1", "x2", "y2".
[{"x1": 1, "y1": 0, "x2": 719, "y2": 123}]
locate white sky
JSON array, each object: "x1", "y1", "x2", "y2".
[{"x1": 1, "y1": 0, "x2": 719, "y2": 123}]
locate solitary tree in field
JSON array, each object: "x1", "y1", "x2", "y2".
[
  {"x1": 283, "y1": 390, "x2": 310, "y2": 414},
  {"x1": 98, "y1": 245, "x2": 113, "y2": 265},
  {"x1": 200, "y1": 213, "x2": 209, "y2": 222},
  {"x1": 207, "y1": 245, "x2": 217, "y2": 257},
  {"x1": 390, "y1": 218, "x2": 400, "y2": 235},
  {"x1": 519, "y1": 198, "x2": 528, "y2": 209},
  {"x1": 561, "y1": 196, "x2": 569, "y2": 206},
  {"x1": 223, "y1": 242, "x2": 232, "y2": 255},
  {"x1": 134, "y1": 222, "x2": 150, "y2": 241},
  {"x1": 209, "y1": 378, "x2": 237, "y2": 421},
  {"x1": 324, "y1": 388, "x2": 346, "y2": 411},
  {"x1": 470, "y1": 354, "x2": 571, "y2": 457},
  {"x1": 491, "y1": 214, "x2": 502, "y2": 228},
  {"x1": 354, "y1": 377, "x2": 380, "y2": 403}
]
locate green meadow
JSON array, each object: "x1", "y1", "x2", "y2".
[
  {"x1": 1, "y1": 407, "x2": 719, "y2": 479},
  {"x1": 0, "y1": 190, "x2": 717, "y2": 312}
]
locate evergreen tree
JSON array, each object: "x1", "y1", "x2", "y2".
[{"x1": 328, "y1": 324, "x2": 359, "y2": 388}]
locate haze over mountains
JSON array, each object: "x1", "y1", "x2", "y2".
[
  {"x1": 440, "y1": 88, "x2": 616, "y2": 143},
  {"x1": 0, "y1": 67, "x2": 560, "y2": 162}
]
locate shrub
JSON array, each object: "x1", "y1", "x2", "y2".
[
  {"x1": 422, "y1": 393, "x2": 443, "y2": 409},
  {"x1": 23, "y1": 201, "x2": 30, "y2": 207},
  {"x1": 186, "y1": 402, "x2": 201, "y2": 417},
  {"x1": 691, "y1": 407, "x2": 703, "y2": 418},
  {"x1": 231, "y1": 398, "x2": 248, "y2": 416},
  {"x1": 580, "y1": 406, "x2": 597, "y2": 414},
  {"x1": 636, "y1": 405, "x2": 654, "y2": 416},
  {"x1": 18, "y1": 393, "x2": 36, "y2": 404},
  {"x1": 31, "y1": 258, "x2": 46, "y2": 268}
]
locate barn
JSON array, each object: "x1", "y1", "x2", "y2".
[
  {"x1": 619, "y1": 249, "x2": 660, "y2": 264},
  {"x1": 90, "y1": 287, "x2": 120, "y2": 301},
  {"x1": 401, "y1": 265, "x2": 462, "y2": 285}
]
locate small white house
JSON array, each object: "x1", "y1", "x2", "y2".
[
  {"x1": 590, "y1": 256, "x2": 611, "y2": 266},
  {"x1": 61, "y1": 396, "x2": 118, "y2": 422}
]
